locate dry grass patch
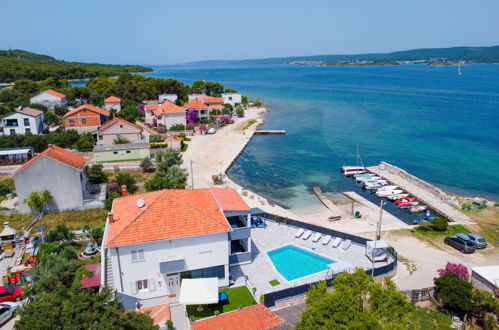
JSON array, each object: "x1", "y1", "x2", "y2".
[
  {"x1": 0, "y1": 213, "x2": 36, "y2": 232},
  {"x1": 34, "y1": 208, "x2": 108, "y2": 232}
]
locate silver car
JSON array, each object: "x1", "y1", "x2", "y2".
[
  {"x1": 0, "y1": 302, "x2": 19, "y2": 326},
  {"x1": 458, "y1": 233, "x2": 487, "y2": 249}
]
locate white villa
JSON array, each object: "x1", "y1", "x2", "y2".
[
  {"x1": 1, "y1": 107, "x2": 45, "y2": 135},
  {"x1": 29, "y1": 89, "x2": 67, "y2": 111},
  {"x1": 144, "y1": 101, "x2": 186, "y2": 129},
  {"x1": 104, "y1": 96, "x2": 122, "y2": 112},
  {"x1": 101, "y1": 188, "x2": 252, "y2": 308},
  {"x1": 222, "y1": 93, "x2": 242, "y2": 106},
  {"x1": 158, "y1": 94, "x2": 178, "y2": 103}
]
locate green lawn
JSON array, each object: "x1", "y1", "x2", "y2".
[
  {"x1": 407, "y1": 308, "x2": 453, "y2": 329},
  {"x1": 186, "y1": 286, "x2": 256, "y2": 321},
  {"x1": 415, "y1": 224, "x2": 471, "y2": 237},
  {"x1": 269, "y1": 279, "x2": 280, "y2": 286}
]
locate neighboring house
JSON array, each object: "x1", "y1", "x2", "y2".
[
  {"x1": 145, "y1": 101, "x2": 186, "y2": 129},
  {"x1": 188, "y1": 93, "x2": 204, "y2": 102},
  {"x1": 222, "y1": 93, "x2": 242, "y2": 106},
  {"x1": 0, "y1": 147, "x2": 34, "y2": 166},
  {"x1": 191, "y1": 304, "x2": 285, "y2": 330},
  {"x1": 164, "y1": 136, "x2": 181, "y2": 150},
  {"x1": 93, "y1": 142, "x2": 150, "y2": 162},
  {"x1": 14, "y1": 144, "x2": 90, "y2": 213},
  {"x1": 196, "y1": 95, "x2": 224, "y2": 112},
  {"x1": 63, "y1": 104, "x2": 110, "y2": 132},
  {"x1": 158, "y1": 94, "x2": 178, "y2": 103},
  {"x1": 1, "y1": 107, "x2": 45, "y2": 135},
  {"x1": 471, "y1": 265, "x2": 499, "y2": 296},
  {"x1": 97, "y1": 117, "x2": 144, "y2": 145},
  {"x1": 184, "y1": 99, "x2": 209, "y2": 120},
  {"x1": 101, "y1": 188, "x2": 252, "y2": 307},
  {"x1": 30, "y1": 89, "x2": 67, "y2": 111},
  {"x1": 104, "y1": 96, "x2": 121, "y2": 112}
]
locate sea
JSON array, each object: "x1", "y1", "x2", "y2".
[{"x1": 143, "y1": 63, "x2": 499, "y2": 217}]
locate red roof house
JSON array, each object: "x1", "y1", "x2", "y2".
[{"x1": 63, "y1": 104, "x2": 110, "y2": 132}]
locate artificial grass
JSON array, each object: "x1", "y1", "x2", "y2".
[
  {"x1": 269, "y1": 279, "x2": 280, "y2": 286},
  {"x1": 186, "y1": 286, "x2": 256, "y2": 320}
]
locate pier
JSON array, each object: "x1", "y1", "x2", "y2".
[
  {"x1": 312, "y1": 186, "x2": 344, "y2": 218},
  {"x1": 254, "y1": 130, "x2": 286, "y2": 135},
  {"x1": 368, "y1": 162, "x2": 472, "y2": 224}
]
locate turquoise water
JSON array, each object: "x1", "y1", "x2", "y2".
[
  {"x1": 144, "y1": 64, "x2": 499, "y2": 209},
  {"x1": 267, "y1": 245, "x2": 335, "y2": 281}
]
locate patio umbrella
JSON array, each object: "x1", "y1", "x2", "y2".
[{"x1": 179, "y1": 278, "x2": 219, "y2": 305}]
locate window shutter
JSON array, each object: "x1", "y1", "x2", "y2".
[
  {"x1": 131, "y1": 282, "x2": 138, "y2": 295},
  {"x1": 138, "y1": 249, "x2": 145, "y2": 261},
  {"x1": 131, "y1": 250, "x2": 137, "y2": 262},
  {"x1": 149, "y1": 279, "x2": 156, "y2": 292}
]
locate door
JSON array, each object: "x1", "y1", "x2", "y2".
[{"x1": 166, "y1": 273, "x2": 180, "y2": 296}]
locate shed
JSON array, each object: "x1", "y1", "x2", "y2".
[{"x1": 471, "y1": 265, "x2": 499, "y2": 295}]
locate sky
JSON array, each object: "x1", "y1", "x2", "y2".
[{"x1": 1, "y1": 0, "x2": 499, "y2": 65}]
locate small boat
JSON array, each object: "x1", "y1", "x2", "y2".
[
  {"x1": 398, "y1": 201, "x2": 419, "y2": 208},
  {"x1": 363, "y1": 180, "x2": 388, "y2": 190},
  {"x1": 355, "y1": 175, "x2": 380, "y2": 183},
  {"x1": 376, "y1": 189, "x2": 403, "y2": 198},
  {"x1": 409, "y1": 205, "x2": 427, "y2": 213},
  {"x1": 395, "y1": 197, "x2": 416, "y2": 204},
  {"x1": 341, "y1": 166, "x2": 366, "y2": 176},
  {"x1": 387, "y1": 193, "x2": 409, "y2": 201}
]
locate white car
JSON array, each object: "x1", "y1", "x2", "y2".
[
  {"x1": 0, "y1": 302, "x2": 19, "y2": 326},
  {"x1": 207, "y1": 127, "x2": 217, "y2": 134}
]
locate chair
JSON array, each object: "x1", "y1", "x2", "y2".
[
  {"x1": 331, "y1": 237, "x2": 342, "y2": 248},
  {"x1": 294, "y1": 228, "x2": 304, "y2": 238},
  {"x1": 322, "y1": 235, "x2": 331, "y2": 245},
  {"x1": 342, "y1": 239, "x2": 352, "y2": 251},
  {"x1": 302, "y1": 230, "x2": 312, "y2": 240},
  {"x1": 312, "y1": 232, "x2": 321, "y2": 242}
]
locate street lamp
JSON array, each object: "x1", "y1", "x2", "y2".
[{"x1": 371, "y1": 200, "x2": 385, "y2": 276}]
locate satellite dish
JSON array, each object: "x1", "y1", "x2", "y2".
[{"x1": 136, "y1": 198, "x2": 145, "y2": 208}]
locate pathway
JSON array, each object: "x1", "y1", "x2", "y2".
[{"x1": 169, "y1": 303, "x2": 190, "y2": 330}]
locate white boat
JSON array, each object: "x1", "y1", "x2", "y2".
[
  {"x1": 409, "y1": 205, "x2": 427, "y2": 213},
  {"x1": 387, "y1": 193, "x2": 409, "y2": 201},
  {"x1": 376, "y1": 188, "x2": 403, "y2": 198},
  {"x1": 363, "y1": 180, "x2": 388, "y2": 190},
  {"x1": 398, "y1": 202, "x2": 419, "y2": 209},
  {"x1": 356, "y1": 175, "x2": 380, "y2": 183},
  {"x1": 353, "y1": 173, "x2": 375, "y2": 178},
  {"x1": 341, "y1": 166, "x2": 366, "y2": 176}
]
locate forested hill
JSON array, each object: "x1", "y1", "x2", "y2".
[{"x1": 0, "y1": 50, "x2": 153, "y2": 82}]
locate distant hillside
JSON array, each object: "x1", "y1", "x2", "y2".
[
  {"x1": 185, "y1": 46, "x2": 499, "y2": 66},
  {"x1": 0, "y1": 49, "x2": 153, "y2": 82}
]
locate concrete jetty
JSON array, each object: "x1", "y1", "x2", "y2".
[
  {"x1": 254, "y1": 130, "x2": 286, "y2": 135},
  {"x1": 368, "y1": 162, "x2": 472, "y2": 224},
  {"x1": 312, "y1": 186, "x2": 343, "y2": 218}
]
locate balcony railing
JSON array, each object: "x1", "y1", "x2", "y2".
[
  {"x1": 229, "y1": 227, "x2": 250, "y2": 241},
  {"x1": 229, "y1": 252, "x2": 252, "y2": 265}
]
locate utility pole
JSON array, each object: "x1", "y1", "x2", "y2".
[
  {"x1": 371, "y1": 200, "x2": 385, "y2": 276},
  {"x1": 190, "y1": 160, "x2": 194, "y2": 189}
]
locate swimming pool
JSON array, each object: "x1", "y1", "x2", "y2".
[{"x1": 267, "y1": 245, "x2": 336, "y2": 281}]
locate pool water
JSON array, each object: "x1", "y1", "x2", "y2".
[{"x1": 267, "y1": 245, "x2": 336, "y2": 281}]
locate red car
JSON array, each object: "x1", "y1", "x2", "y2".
[{"x1": 0, "y1": 286, "x2": 22, "y2": 302}]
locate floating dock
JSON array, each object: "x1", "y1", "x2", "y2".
[
  {"x1": 367, "y1": 162, "x2": 472, "y2": 224},
  {"x1": 254, "y1": 130, "x2": 286, "y2": 135}
]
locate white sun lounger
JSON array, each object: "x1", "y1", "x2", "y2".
[
  {"x1": 294, "y1": 228, "x2": 304, "y2": 238},
  {"x1": 312, "y1": 232, "x2": 321, "y2": 242},
  {"x1": 302, "y1": 230, "x2": 312, "y2": 240},
  {"x1": 321, "y1": 235, "x2": 331, "y2": 245},
  {"x1": 331, "y1": 237, "x2": 342, "y2": 248},
  {"x1": 342, "y1": 239, "x2": 352, "y2": 251}
]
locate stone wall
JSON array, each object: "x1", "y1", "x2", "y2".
[{"x1": 378, "y1": 162, "x2": 460, "y2": 208}]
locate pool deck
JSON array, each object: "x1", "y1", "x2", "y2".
[{"x1": 230, "y1": 221, "x2": 391, "y2": 297}]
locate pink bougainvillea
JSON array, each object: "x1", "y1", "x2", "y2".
[
  {"x1": 107, "y1": 180, "x2": 120, "y2": 193},
  {"x1": 437, "y1": 262, "x2": 469, "y2": 281}
]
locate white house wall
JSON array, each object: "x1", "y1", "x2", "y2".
[
  {"x1": 30, "y1": 92, "x2": 67, "y2": 110},
  {"x1": 2, "y1": 113, "x2": 44, "y2": 135}
]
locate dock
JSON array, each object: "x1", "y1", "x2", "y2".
[
  {"x1": 368, "y1": 162, "x2": 472, "y2": 224},
  {"x1": 312, "y1": 186, "x2": 343, "y2": 218},
  {"x1": 254, "y1": 130, "x2": 286, "y2": 135}
]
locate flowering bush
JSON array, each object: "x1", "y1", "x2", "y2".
[
  {"x1": 152, "y1": 117, "x2": 158, "y2": 126},
  {"x1": 137, "y1": 104, "x2": 145, "y2": 114},
  {"x1": 107, "y1": 180, "x2": 120, "y2": 193},
  {"x1": 437, "y1": 262, "x2": 469, "y2": 281},
  {"x1": 186, "y1": 109, "x2": 198, "y2": 124}
]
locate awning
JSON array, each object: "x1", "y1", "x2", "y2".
[
  {"x1": 179, "y1": 278, "x2": 218, "y2": 305},
  {"x1": 366, "y1": 240, "x2": 390, "y2": 249}
]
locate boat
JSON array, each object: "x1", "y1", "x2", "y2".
[
  {"x1": 395, "y1": 197, "x2": 416, "y2": 204},
  {"x1": 355, "y1": 175, "x2": 380, "y2": 183},
  {"x1": 387, "y1": 193, "x2": 409, "y2": 201},
  {"x1": 363, "y1": 180, "x2": 388, "y2": 190},
  {"x1": 353, "y1": 173, "x2": 375, "y2": 178},
  {"x1": 341, "y1": 166, "x2": 366, "y2": 176},
  {"x1": 409, "y1": 205, "x2": 427, "y2": 213},
  {"x1": 398, "y1": 201, "x2": 419, "y2": 208},
  {"x1": 376, "y1": 188, "x2": 403, "y2": 198}
]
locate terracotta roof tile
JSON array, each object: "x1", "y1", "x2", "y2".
[
  {"x1": 154, "y1": 101, "x2": 186, "y2": 115},
  {"x1": 131, "y1": 304, "x2": 171, "y2": 325},
  {"x1": 98, "y1": 117, "x2": 142, "y2": 132},
  {"x1": 196, "y1": 95, "x2": 224, "y2": 104},
  {"x1": 209, "y1": 188, "x2": 250, "y2": 211},
  {"x1": 104, "y1": 96, "x2": 121, "y2": 103},
  {"x1": 191, "y1": 304, "x2": 285, "y2": 330},
  {"x1": 44, "y1": 89, "x2": 66, "y2": 98},
  {"x1": 15, "y1": 144, "x2": 86, "y2": 175},
  {"x1": 17, "y1": 107, "x2": 44, "y2": 117},
  {"x1": 63, "y1": 104, "x2": 110, "y2": 118},
  {"x1": 184, "y1": 100, "x2": 208, "y2": 109},
  {"x1": 164, "y1": 136, "x2": 182, "y2": 142},
  {"x1": 106, "y1": 189, "x2": 234, "y2": 247}
]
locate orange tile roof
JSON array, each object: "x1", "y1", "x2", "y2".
[
  {"x1": 17, "y1": 107, "x2": 44, "y2": 117},
  {"x1": 132, "y1": 304, "x2": 171, "y2": 325},
  {"x1": 98, "y1": 117, "x2": 142, "y2": 132},
  {"x1": 144, "y1": 104, "x2": 159, "y2": 111},
  {"x1": 6, "y1": 86, "x2": 13, "y2": 89},
  {"x1": 63, "y1": 104, "x2": 110, "y2": 118},
  {"x1": 209, "y1": 188, "x2": 250, "y2": 211},
  {"x1": 184, "y1": 99, "x2": 208, "y2": 109},
  {"x1": 106, "y1": 189, "x2": 233, "y2": 247},
  {"x1": 15, "y1": 144, "x2": 86, "y2": 175},
  {"x1": 104, "y1": 96, "x2": 121, "y2": 103},
  {"x1": 196, "y1": 95, "x2": 224, "y2": 104},
  {"x1": 44, "y1": 89, "x2": 66, "y2": 99},
  {"x1": 164, "y1": 136, "x2": 182, "y2": 142},
  {"x1": 191, "y1": 304, "x2": 284, "y2": 330},
  {"x1": 154, "y1": 101, "x2": 186, "y2": 115}
]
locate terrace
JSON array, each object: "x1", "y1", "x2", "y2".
[{"x1": 230, "y1": 220, "x2": 393, "y2": 298}]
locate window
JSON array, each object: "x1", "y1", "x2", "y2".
[
  {"x1": 23, "y1": 118, "x2": 29, "y2": 126},
  {"x1": 69, "y1": 119, "x2": 75, "y2": 126},
  {"x1": 229, "y1": 96, "x2": 232, "y2": 101},
  {"x1": 131, "y1": 249, "x2": 145, "y2": 262},
  {"x1": 126, "y1": 150, "x2": 131, "y2": 154},
  {"x1": 25, "y1": 128, "x2": 31, "y2": 134},
  {"x1": 82, "y1": 118, "x2": 87, "y2": 124},
  {"x1": 131, "y1": 279, "x2": 155, "y2": 294},
  {"x1": 9, "y1": 129, "x2": 15, "y2": 135},
  {"x1": 98, "y1": 135, "x2": 103, "y2": 140},
  {"x1": 6, "y1": 119, "x2": 18, "y2": 127},
  {"x1": 181, "y1": 265, "x2": 225, "y2": 279},
  {"x1": 113, "y1": 151, "x2": 118, "y2": 154},
  {"x1": 137, "y1": 279, "x2": 148, "y2": 291}
]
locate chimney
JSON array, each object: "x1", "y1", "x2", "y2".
[
  {"x1": 108, "y1": 212, "x2": 114, "y2": 223},
  {"x1": 121, "y1": 185, "x2": 128, "y2": 197}
]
